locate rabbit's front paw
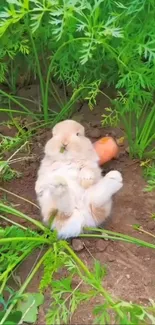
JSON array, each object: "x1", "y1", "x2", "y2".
[
  {"x1": 104, "y1": 170, "x2": 123, "y2": 194},
  {"x1": 105, "y1": 170, "x2": 123, "y2": 184},
  {"x1": 79, "y1": 168, "x2": 95, "y2": 189},
  {"x1": 49, "y1": 176, "x2": 68, "y2": 196}
]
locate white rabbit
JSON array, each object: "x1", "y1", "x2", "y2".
[{"x1": 35, "y1": 120, "x2": 123, "y2": 239}]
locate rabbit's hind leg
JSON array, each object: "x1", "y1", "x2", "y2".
[
  {"x1": 89, "y1": 170, "x2": 123, "y2": 207},
  {"x1": 53, "y1": 208, "x2": 84, "y2": 239},
  {"x1": 49, "y1": 176, "x2": 74, "y2": 217},
  {"x1": 86, "y1": 170, "x2": 123, "y2": 226},
  {"x1": 36, "y1": 176, "x2": 74, "y2": 225},
  {"x1": 37, "y1": 189, "x2": 57, "y2": 225}
]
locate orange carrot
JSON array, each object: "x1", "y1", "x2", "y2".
[{"x1": 94, "y1": 136, "x2": 119, "y2": 165}]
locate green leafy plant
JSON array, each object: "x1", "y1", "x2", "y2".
[
  {"x1": 0, "y1": 161, "x2": 21, "y2": 181},
  {"x1": 0, "y1": 0, "x2": 153, "y2": 135},
  {"x1": 0, "y1": 139, "x2": 33, "y2": 182},
  {"x1": 102, "y1": 97, "x2": 155, "y2": 159},
  {"x1": 0, "y1": 0, "x2": 112, "y2": 123},
  {"x1": 0, "y1": 1, "x2": 155, "y2": 322},
  {"x1": 0, "y1": 201, "x2": 155, "y2": 324},
  {"x1": 0, "y1": 135, "x2": 24, "y2": 155},
  {"x1": 143, "y1": 162, "x2": 155, "y2": 192}
]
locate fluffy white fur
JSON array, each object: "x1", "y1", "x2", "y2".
[{"x1": 35, "y1": 120, "x2": 123, "y2": 239}]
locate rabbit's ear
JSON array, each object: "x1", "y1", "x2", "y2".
[
  {"x1": 44, "y1": 138, "x2": 53, "y2": 155},
  {"x1": 52, "y1": 125, "x2": 56, "y2": 136},
  {"x1": 77, "y1": 125, "x2": 85, "y2": 136}
]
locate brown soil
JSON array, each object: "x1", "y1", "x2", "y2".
[{"x1": 0, "y1": 95, "x2": 155, "y2": 324}]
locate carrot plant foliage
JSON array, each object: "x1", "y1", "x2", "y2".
[
  {"x1": 0, "y1": 204, "x2": 155, "y2": 324},
  {"x1": 0, "y1": 0, "x2": 155, "y2": 157}
]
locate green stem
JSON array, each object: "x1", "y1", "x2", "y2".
[
  {"x1": 0, "y1": 90, "x2": 38, "y2": 121},
  {"x1": 0, "y1": 214, "x2": 27, "y2": 230},
  {"x1": 145, "y1": 133, "x2": 155, "y2": 148},
  {"x1": 50, "y1": 80, "x2": 63, "y2": 106},
  {"x1": 44, "y1": 37, "x2": 90, "y2": 118},
  {"x1": 82, "y1": 228, "x2": 155, "y2": 249},
  {"x1": 0, "y1": 272, "x2": 9, "y2": 296},
  {"x1": 44, "y1": 36, "x2": 123, "y2": 122},
  {"x1": 140, "y1": 107, "x2": 155, "y2": 143},
  {"x1": 143, "y1": 151, "x2": 155, "y2": 158},
  {"x1": 28, "y1": 27, "x2": 45, "y2": 116},
  {"x1": 51, "y1": 86, "x2": 86, "y2": 126},
  {"x1": 0, "y1": 237, "x2": 49, "y2": 245},
  {"x1": 48, "y1": 86, "x2": 62, "y2": 109},
  {"x1": 0, "y1": 108, "x2": 46, "y2": 117},
  {"x1": 0, "y1": 248, "x2": 52, "y2": 325},
  {"x1": 8, "y1": 99, "x2": 25, "y2": 135},
  {"x1": 0, "y1": 203, "x2": 46, "y2": 231},
  {"x1": 40, "y1": 47, "x2": 62, "y2": 108},
  {"x1": 98, "y1": 90, "x2": 112, "y2": 101},
  {"x1": 64, "y1": 243, "x2": 124, "y2": 319},
  {"x1": 0, "y1": 247, "x2": 34, "y2": 293},
  {"x1": 62, "y1": 80, "x2": 67, "y2": 104},
  {"x1": 64, "y1": 243, "x2": 92, "y2": 278},
  {"x1": 80, "y1": 233, "x2": 135, "y2": 244}
]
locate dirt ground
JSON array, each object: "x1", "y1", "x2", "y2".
[{"x1": 0, "y1": 95, "x2": 155, "y2": 324}]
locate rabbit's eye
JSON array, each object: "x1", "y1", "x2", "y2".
[{"x1": 76, "y1": 132, "x2": 79, "y2": 136}]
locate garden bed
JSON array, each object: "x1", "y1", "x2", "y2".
[{"x1": 1, "y1": 97, "x2": 155, "y2": 324}]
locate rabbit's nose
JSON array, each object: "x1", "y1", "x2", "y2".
[{"x1": 62, "y1": 141, "x2": 68, "y2": 147}]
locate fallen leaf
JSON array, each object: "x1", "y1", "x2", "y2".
[
  {"x1": 140, "y1": 159, "x2": 151, "y2": 167},
  {"x1": 116, "y1": 136, "x2": 125, "y2": 146},
  {"x1": 125, "y1": 146, "x2": 130, "y2": 154},
  {"x1": 32, "y1": 293, "x2": 44, "y2": 306},
  {"x1": 17, "y1": 292, "x2": 44, "y2": 324}
]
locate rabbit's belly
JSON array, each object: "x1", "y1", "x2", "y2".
[
  {"x1": 50, "y1": 165, "x2": 84, "y2": 201},
  {"x1": 51, "y1": 165, "x2": 96, "y2": 225},
  {"x1": 52, "y1": 164, "x2": 79, "y2": 181}
]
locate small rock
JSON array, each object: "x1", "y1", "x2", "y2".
[
  {"x1": 71, "y1": 239, "x2": 84, "y2": 252},
  {"x1": 96, "y1": 239, "x2": 109, "y2": 252},
  {"x1": 147, "y1": 221, "x2": 155, "y2": 231},
  {"x1": 125, "y1": 146, "x2": 130, "y2": 154},
  {"x1": 107, "y1": 255, "x2": 115, "y2": 262},
  {"x1": 144, "y1": 256, "x2": 151, "y2": 261},
  {"x1": 89, "y1": 128, "x2": 101, "y2": 138},
  {"x1": 126, "y1": 274, "x2": 130, "y2": 279}
]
